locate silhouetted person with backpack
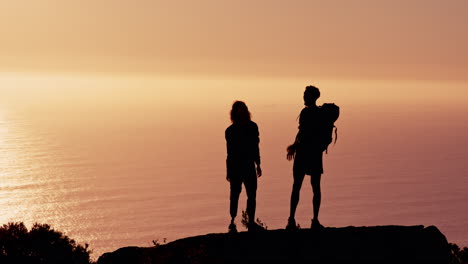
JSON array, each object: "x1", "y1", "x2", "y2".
[
  {"x1": 285, "y1": 86, "x2": 339, "y2": 230},
  {"x1": 226, "y1": 101, "x2": 263, "y2": 233}
]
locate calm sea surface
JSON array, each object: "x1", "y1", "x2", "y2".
[{"x1": 0, "y1": 75, "x2": 467, "y2": 259}]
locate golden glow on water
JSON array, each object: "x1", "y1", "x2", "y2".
[
  {"x1": 0, "y1": 110, "x2": 23, "y2": 191},
  {"x1": 0, "y1": 111, "x2": 12, "y2": 189}
]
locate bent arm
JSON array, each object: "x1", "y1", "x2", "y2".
[
  {"x1": 287, "y1": 110, "x2": 306, "y2": 160},
  {"x1": 225, "y1": 128, "x2": 232, "y2": 181},
  {"x1": 254, "y1": 125, "x2": 262, "y2": 177},
  {"x1": 254, "y1": 124, "x2": 261, "y2": 166},
  {"x1": 286, "y1": 131, "x2": 300, "y2": 161}
]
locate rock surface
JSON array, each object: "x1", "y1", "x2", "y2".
[{"x1": 98, "y1": 225, "x2": 451, "y2": 264}]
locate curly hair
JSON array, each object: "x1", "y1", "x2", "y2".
[{"x1": 230, "y1": 101, "x2": 251, "y2": 124}]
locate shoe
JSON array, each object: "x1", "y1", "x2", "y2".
[
  {"x1": 285, "y1": 217, "x2": 298, "y2": 231},
  {"x1": 248, "y1": 222, "x2": 266, "y2": 232},
  {"x1": 311, "y1": 219, "x2": 324, "y2": 229},
  {"x1": 228, "y1": 223, "x2": 237, "y2": 233}
]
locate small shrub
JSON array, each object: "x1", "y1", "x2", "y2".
[
  {"x1": 241, "y1": 210, "x2": 268, "y2": 230},
  {"x1": 0, "y1": 222, "x2": 92, "y2": 264},
  {"x1": 152, "y1": 238, "x2": 167, "y2": 248},
  {"x1": 450, "y1": 243, "x2": 468, "y2": 264}
]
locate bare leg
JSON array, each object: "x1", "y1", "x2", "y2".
[
  {"x1": 289, "y1": 168, "x2": 305, "y2": 219},
  {"x1": 311, "y1": 173, "x2": 322, "y2": 221}
]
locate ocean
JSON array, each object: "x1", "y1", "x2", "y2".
[{"x1": 0, "y1": 74, "x2": 467, "y2": 259}]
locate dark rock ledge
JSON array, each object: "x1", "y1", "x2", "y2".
[{"x1": 98, "y1": 225, "x2": 451, "y2": 264}]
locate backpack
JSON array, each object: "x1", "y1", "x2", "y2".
[{"x1": 319, "y1": 103, "x2": 340, "y2": 153}]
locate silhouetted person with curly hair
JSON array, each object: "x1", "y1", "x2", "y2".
[
  {"x1": 225, "y1": 101, "x2": 263, "y2": 233},
  {"x1": 286, "y1": 86, "x2": 325, "y2": 230}
]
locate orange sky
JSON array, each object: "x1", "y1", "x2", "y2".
[{"x1": 0, "y1": 0, "x2": 467, "y2": 80}]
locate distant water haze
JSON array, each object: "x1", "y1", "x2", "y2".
[{"x1": 0, "y1": 73, "x2": 467, "y2": 258}]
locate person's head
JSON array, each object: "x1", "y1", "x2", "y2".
[
  {"x1": 304, "y1": 85, "x2": 320, "y2": 106},
  {"x1": 230, "y1": 101, "x2": 251, "y2": 124}
]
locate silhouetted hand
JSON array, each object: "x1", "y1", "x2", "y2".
[
  {"x1": 256, "y1": 166, "x2": 262, "y2": 178},
  {"x1": 287, "y1": 144, "x2": 296, "y2": 161}
]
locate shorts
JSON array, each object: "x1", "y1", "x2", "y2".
[{"x1": 293, "y1": 149, "x2": 323, "y2": 175}]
